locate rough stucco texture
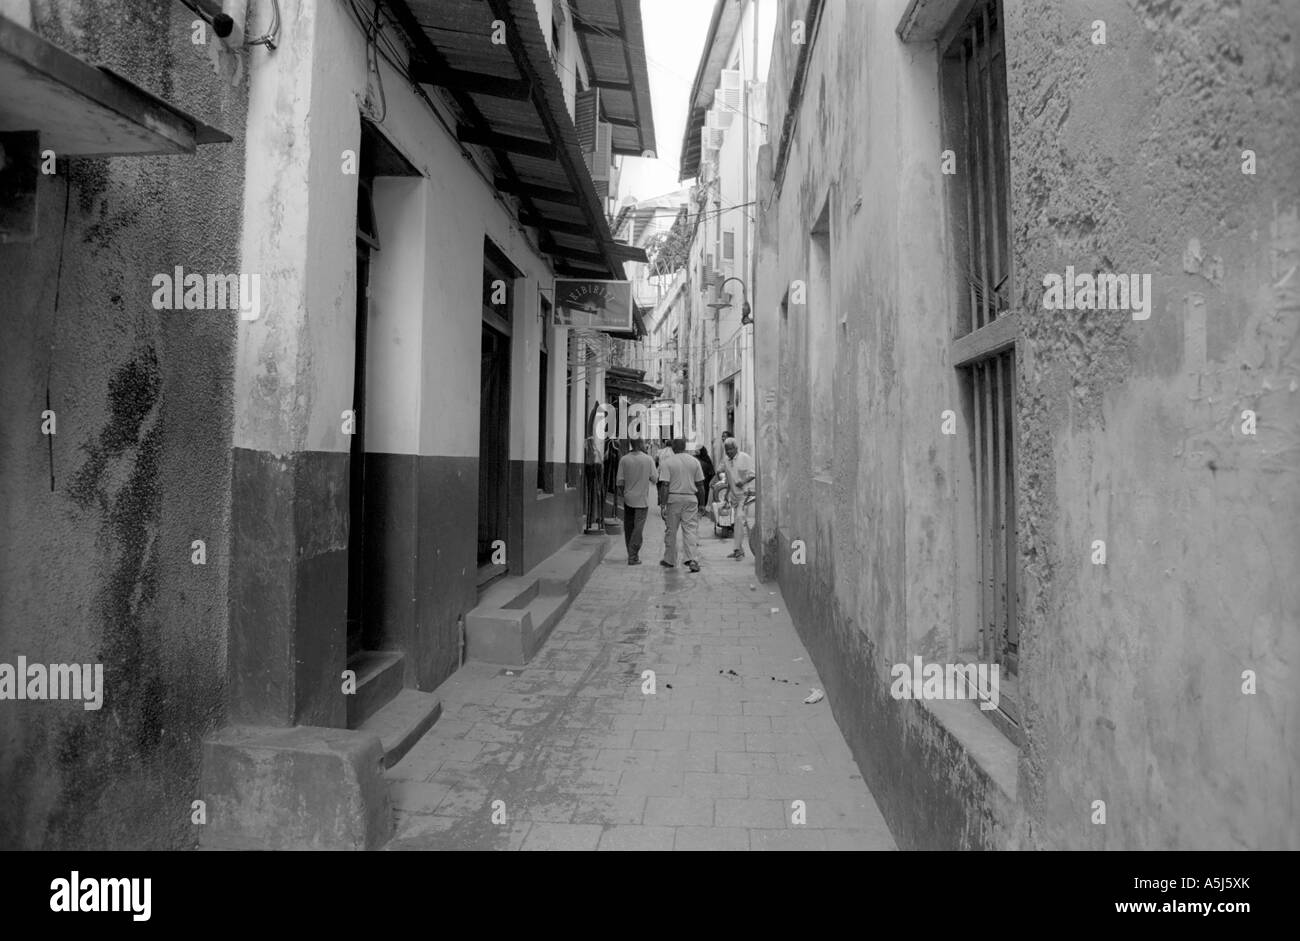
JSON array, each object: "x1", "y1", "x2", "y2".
[
  {"x1": 755, "y1": 0, "x2": 1298, "y2": 849},
  {"x1": 0, "y1": 0, "x2": 247, "y2": 849},
  {"x1": 1009, "y1": 0, "x2": 1300, "y2": 850}
]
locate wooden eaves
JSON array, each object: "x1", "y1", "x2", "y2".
[{"x1": 382, "y1": 0, "x2": 651, "y2": 281}]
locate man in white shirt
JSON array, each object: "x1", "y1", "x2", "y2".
[
  {"x1": 656, "y1": 438, "x2": 705, "y2": 573},
  {"x1": 721, "y1": 438, "x2": 755, "y2": 560}
]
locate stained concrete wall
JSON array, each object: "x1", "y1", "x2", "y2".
[
  {"x1": 0, "y1": 0, "x2": 248, "y2": 848},
  {"x1": 755, "y1": 0, "x2": 1298, "y2": 849}
]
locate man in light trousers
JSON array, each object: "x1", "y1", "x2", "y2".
[
  {"x1": 657, "y1": 438, "x2": 705, "y2": 573},
  {"x1": 721, "y1": 437, "x2": 756, "y2": 560}
]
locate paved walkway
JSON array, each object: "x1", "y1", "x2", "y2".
[{"x1": 385, "y1": 508, "x2": 896, "y2": 851}]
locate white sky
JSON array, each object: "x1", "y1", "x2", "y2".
[{"x1": 615, "y1": 0, "x2": 717, "y2": 203}]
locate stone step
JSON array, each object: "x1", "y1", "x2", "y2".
[
  {"x1": 357, "y1": 688, "x2": 442, "y2": 769},
  {"x1": 465, "y1": 534, "x2": 608, "y2": 665},
  {"x1": 346, "y1": 650, "x2": 404, "y2": 730}
]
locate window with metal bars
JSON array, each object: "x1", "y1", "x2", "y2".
[{"x1": 942, "y1": 0, "x2": 1020, "y2": 728}]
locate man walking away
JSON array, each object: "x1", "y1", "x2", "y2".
[
  {"x1": 721, "y1": 437, "x2": 755, "y2": 560},
  {"x1": 615, "y1": 438, "x2": 657, "y2": 565},
  {"x1": 657, "y1": 438, "x2": 705, "y2": 573}
]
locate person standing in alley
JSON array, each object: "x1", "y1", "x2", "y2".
[
  {"x1": 657, "y1": 438, "x2": 705, "y2": 573},
  {"x1": 695, "y1": 445, "x2": 716, "y2": 491},
  {"x1": 615, "y1": 437, "x2": 657, "y2": 565},
  {"x1": 721, "y1": 437, "x2": 756, "y2": 560},
  {"x1": 655, "y1": 438, "x2": 674, "y2": 470}
]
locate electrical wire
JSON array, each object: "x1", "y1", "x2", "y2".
[
  {"x1": 359, "y1": 0, "x2": 388, "y2": 121},
  {"x1": 246, "y1": 0, "x2": 281, "y2": 49}
]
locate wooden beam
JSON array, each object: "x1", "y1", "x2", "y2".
[
  {"x1": 950, "y1": 311, "x2": 1018, "y2": 367},
  {"x1": 574, "y1": 22, "x2": 622, "y2": 38},
  {"x1": 591, "y1": 79, "x2": 632, "y2": 91},
  {"x1": 612, "y1": 0, "x2": 646, "y2": 157},
  {"x1": 555, "y1": 263, "x2": 610, "y2": 278},
  {"x1": 484, "y1": 0, "x2": 620, "y2": 277},
  {"x1": 409, "y1": 61, "x2": 532, "y2": 99},
  {"x1": 457, "y1": 126, "x2": 555, "y2": 159},
  {"x1": 542, "y1": 242, "x2": 606, "y2": 264},
  {"x1": 603, "y1": 115, "x2": 639, "y2": 129},
  {"x1": 383, "y1": 0, "x2": 546, "y2": 231},
  {"x1": 609, "y1": 242, "x2": 648, "y2": 262},
  {"x1": 519, "y1": 214, "x2": 591, "y2": 236},
  {"x1": 494, "y1": 178, "x2": 580, "y2": 206}
]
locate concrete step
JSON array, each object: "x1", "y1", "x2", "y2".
[
  {"x1": 346, "y1": 650, "x2": 405, "y2": 730},
  {"x1": 357, "y1": 688, "x2": 442, "y2": 769},
  {"x1": 466, "y1": 534, "x2": 608, "y2": 665},
  {"x1": 198, "y1": 724, "x2": 391, "y2": 850},
  {"x1": 531, "y1": 534, "x2": 608, "y2": 596}
]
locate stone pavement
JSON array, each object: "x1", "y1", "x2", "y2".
[{"x1": 385, "y1": 508, "x2": 897, "y2": 851}]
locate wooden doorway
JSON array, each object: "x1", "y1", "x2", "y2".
[{"x1": 477, "y1": 240, "x2": 517, "y2": 584}]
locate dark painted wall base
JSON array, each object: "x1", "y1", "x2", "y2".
[
  {"x1": 360, "y1": 452, "x2": 478, "y2": 693},
  {"x1": 231, "y1": 449, "x2": 585, "y2": 728},
  {"x1": 772, "y1": 525, "x2": 1012, "y2": 851},
  {"x1": 511, "y1": 460, "x2": 585, "y2": 574},
  {"x1": 230, "y1": 447, "x2": 348, "y2": 729}
]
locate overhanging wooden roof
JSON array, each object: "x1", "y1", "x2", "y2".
[
  {"x1": 679, "y1": 0, "x2": 743, "y2": 181},
  {"x1": 568, "y1": 0, "x2": 656, "y2": 158},
  {"x1": 383, "y1": 0, "x2": 654, "y2": 279}
]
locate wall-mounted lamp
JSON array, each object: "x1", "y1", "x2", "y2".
[{"x1": 707, "y1": 276, "x2": 752, "y2": 325}]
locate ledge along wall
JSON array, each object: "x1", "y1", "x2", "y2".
[
  {"x1": 754, "y1": 0, "x2": 1298, "y2": 850},
  {"x1": 0, "y1": 0, "x2": 249, "y2": 849}
]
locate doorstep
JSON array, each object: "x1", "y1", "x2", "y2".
[{"x1": 464, "y1": 533, "x2": 608, "y2": 665}]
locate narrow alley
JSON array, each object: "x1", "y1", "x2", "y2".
[
  {"x1": 1, "y1": 0, "x2": 1295, "y2": 883},
  {"x1": 386, "y1": 511, "x2": 893, "y2": 851}
]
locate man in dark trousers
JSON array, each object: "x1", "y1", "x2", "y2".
[
  {"x1": 615, "y1": 437, "x2": 657, "y2": 565},
  {"x1": 657, "y1": 438, "x2": 706, "y2": 573}
]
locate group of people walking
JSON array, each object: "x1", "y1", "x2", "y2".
[{"x1": 614, "y1": 433, "x2": 756, "y2": 572}]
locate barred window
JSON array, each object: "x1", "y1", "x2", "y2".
[{"x1": 942, "y1": 0, "x2": 1020, "y2": 732}]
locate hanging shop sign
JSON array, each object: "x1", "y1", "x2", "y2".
[{"x1": 553, "y1": 279, "x2": 634, "y2": 332}]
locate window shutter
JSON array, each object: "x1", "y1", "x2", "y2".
[
  {"x1": 592, "y1": 119, "x2": 612, "y2": 182},
  {"x1": 718, "y1": 69, "x2": 742, "y2": 112},
  {"x1": 709, "y1": 95, "x2": 734, "y2": 129},
  {"x1": 576, "y1": 87, "x2": 600, "y2": 155}
]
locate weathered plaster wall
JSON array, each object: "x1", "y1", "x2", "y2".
[
  {"x1": 756, "y1": 0, "x2": 1298, "y2": 849},
  {"x1": 1007, "y1": 0, "x2": 1300, "y2": 849},
  {"x1": 0, "y1": 0, "x2": 247, "y2": 848},
  {"x1": 757, "y1": 0, "x2": 993, "y2": 849}
]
